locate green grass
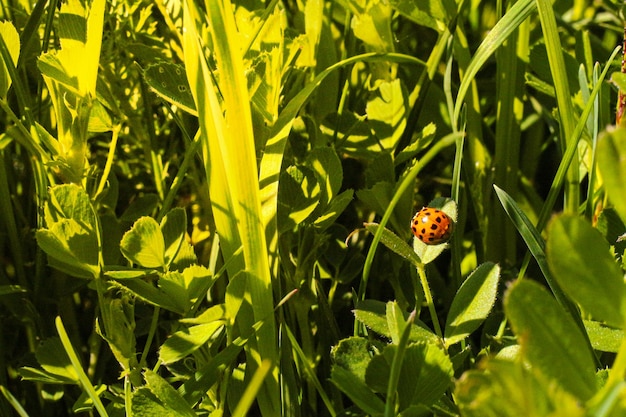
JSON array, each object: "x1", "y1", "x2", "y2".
[{"x1": 1, "y1": 0, "x2": 626, "y2": 416}]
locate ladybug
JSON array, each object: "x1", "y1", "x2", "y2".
[{"x1": 411, "y1": 207, "x2": 453, "y2": 245}]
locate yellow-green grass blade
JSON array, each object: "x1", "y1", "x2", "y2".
[{"x1": 183, "y1": 0, "x2": 279, "y2": 414}]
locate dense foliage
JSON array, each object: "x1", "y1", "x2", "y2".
[{"x1": 1, "y1": 0, "x2": 626, "y2": 416}]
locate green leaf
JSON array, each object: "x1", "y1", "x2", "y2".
[
  {"x1": 547, "y1": 214, "x2": 626, "y2": 328},
  {"x1": 455, "y1": 358, "x2": 585, "y2": 417},
  {"x1": 110, "y1": 278, "x2": 184, "y2": 315},
  {"x1": 36, "y1": 220, "x2": 99, "y2": 279},
  {"x1": 225, "y1": 270, "x2": 248, "y2": 324},
  {"x1": 143, "y1": 370, "x2": 196, "y2": 417},
  {"x1": 454, "y1": 0, "x2": 536, "y2": 123},
  {"x1": 313, "y1": 189, "x2": 354, "y2": 230},
  {"x1": 143, "y1": 62, "x2": 197, "y2": 115},
  {"x1": 610, "y1": 72, "x2": 626, "y2": 92},
  {"x1": 365, "y1": 343, "x2": 453, "y2": 408},
  {"x1": 158, "y1": 272, "x2": 191, "y2": 314},
  {"x1": 97, "y1": 294, "x2": 136, "y2": 372},
  {"x1": 0, "y1": 21, "x2": 19, "y2": 98},
  {"x1": 357, "y1": 181, "x2": 392, "y2": 214},
  {"x1": 331, "y1": 337, "x2": 375, "y2": 383},
  {"x1": 180, "y1": 303, "x2": 227, "y2": 325},
  {"x1": 366, "y1": 79, "x2": 408, "y2": 151},
  {"x1": 104, "y1": 269, "x2": 159, "y2": 280},
  {"x1": 390, "y1": 0, "x2": 449, "y2": 31},
  {"x1": 354, "y1": 300, "x2": 440, "y2": 345},
  {"x1": 505, "y1": 280, "x2": 597, "y2": 400},
  {"x1": 119, "y1": 193, "x2": 159, "y2": 223},
  {"x1": 19, "y1": 366, "x2": 76, "y2": 384},
  {"x1": 584, "y1": 320, "x2": 623, "y2": 353},
  {"x1": 0, "y1": 285, "x2": 26, "y2": 296},
  {"x1": 120, "y1": 216, "x2": 165, "y2": 269},
  {"x1": 398, "y1": 343, "x2": 452, "y2": 408},
  {"x1": 181, "y1": 264, "x2": 215, "y2": 306},
  {"x1": 364, "y1": 223, "x2": 421, "y2": 267},
  {"x1": 37, "y1": 53, "x2": 79, "y2": 93},
  {"x1": 445, "y1": 263, "x2": 500, "y2": 347},
  {"x1": 330, "y1": 366, "x2": 385, "y2": 416},
  {"x1": 350, "y1": 2, "x2": 394, "y2": 53},
  {"x1": 131, "y1": 387, "x2": 182, "y2": 417},
  {"x1": 45, "y1": 184, "x2": 97, "y2": 227},
  {"x1": 277, "y1": 165, "x2": 320, "y2": 232},
  {"x1": 160, "y1": 208, "x2": 187, "y2": 267},
  {"x1": 494, "y1": 185, "x2": 582, "y2": 321},
  {"x1": 386, "y1": 301, "x2": 407, "y2": 345},
  {"x1": 35, "y1": 338, "x2": 79, "y2": 383},
  {"x1": 159, "y1": 322, "x2": 225, "y2": 365},
  {"x1": 305, "y1": 147, "x2": 343, "y2": 202},
  {"x1": 597, "y1": 127, "x2": 626, "y2": 226}
]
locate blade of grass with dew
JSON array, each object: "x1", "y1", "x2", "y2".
[{"x1": 182, "y1": 1, "x2": 277, "y2": 413}]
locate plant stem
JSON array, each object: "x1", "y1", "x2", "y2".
[{"x1": 416, "y1": 263, "x2": 443, "y2": 340}]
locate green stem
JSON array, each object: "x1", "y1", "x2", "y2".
[{"x1": 416, "y1": 263, "x2": 443, "y2": 340}]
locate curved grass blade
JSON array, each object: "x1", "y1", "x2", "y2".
[{"x1": 494, "y1": 186, "x2": 584, "y2": 330}]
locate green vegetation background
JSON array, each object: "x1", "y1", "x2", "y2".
[{"x1": 1, "y1": 0, "x2": 626, "y2": 416}]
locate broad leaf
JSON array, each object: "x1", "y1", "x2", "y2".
[
  {"x1": 161, "y1": 208, "x2": 187, "y2": 267},
  {"x1": 120, "y1": 216, "x2": 166, "y2": 269},
  {"x1": 445, "y1": 263, "x2": 500, "y2": 346},
  {"x1": 143, "y1": 370, "x2": 196, "y2": 417},
  {"x1": 365, "y1": 343, "x2": 453, "y2": 408},
  {"x1": 35, "y1": 338, "x2": 79, "y2": 383},
  {"x1": 584, "y1": 320, "x2": 623, "y2": 353},
  {"x1": 354, "y1": 300, "x2": 440, "y2": 345},
  {"x1": 331, "y1": 337, "x2": 374, "y2": 382},
  {"x1": 455, "y1": 358, "x2": 585, "y2": 417},
  {"x1": 597, "y1": 127, "x2": 626, "y2": 225},
  {"x1": 143, "y1": 62, "x2": 197, "y2": 115},
  {"x1": 277, "y1": 165, "x2": 320, "y2": 232},
  {"x1": 547, "y1": 214, "x2": 626, "y2": 328},
  {"x1": 159, "y1": 322, "x2": 224, "y2": 364},
  {"x1": 505, "y1": 280, "x2": 597, "y2": 401}
]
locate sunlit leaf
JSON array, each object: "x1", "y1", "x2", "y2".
[
  {"x1": 144, "y1": 62, "x2": 197, "y2": 115},
  {"x1": 445, "y1": 263, "x2": 500, "y2": 347},
  {"x1": 159, "y1": 322, "x2": 225, "y2": 364},
  {"x1": 597, "y1": 127, "x2": 626, "y2": 226},
  {"x1": 0, "y1": 21, "x2": 20, "y2": 98},
  {"x1": 120, "y1": 217, "x2": 165, "y2": 269},
  {"x1": 547, "y1": 214, "x2": 626, "y2": 328},
  {"x1": 505, "y1": 280, "x2": 597, "y2": 401}
]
